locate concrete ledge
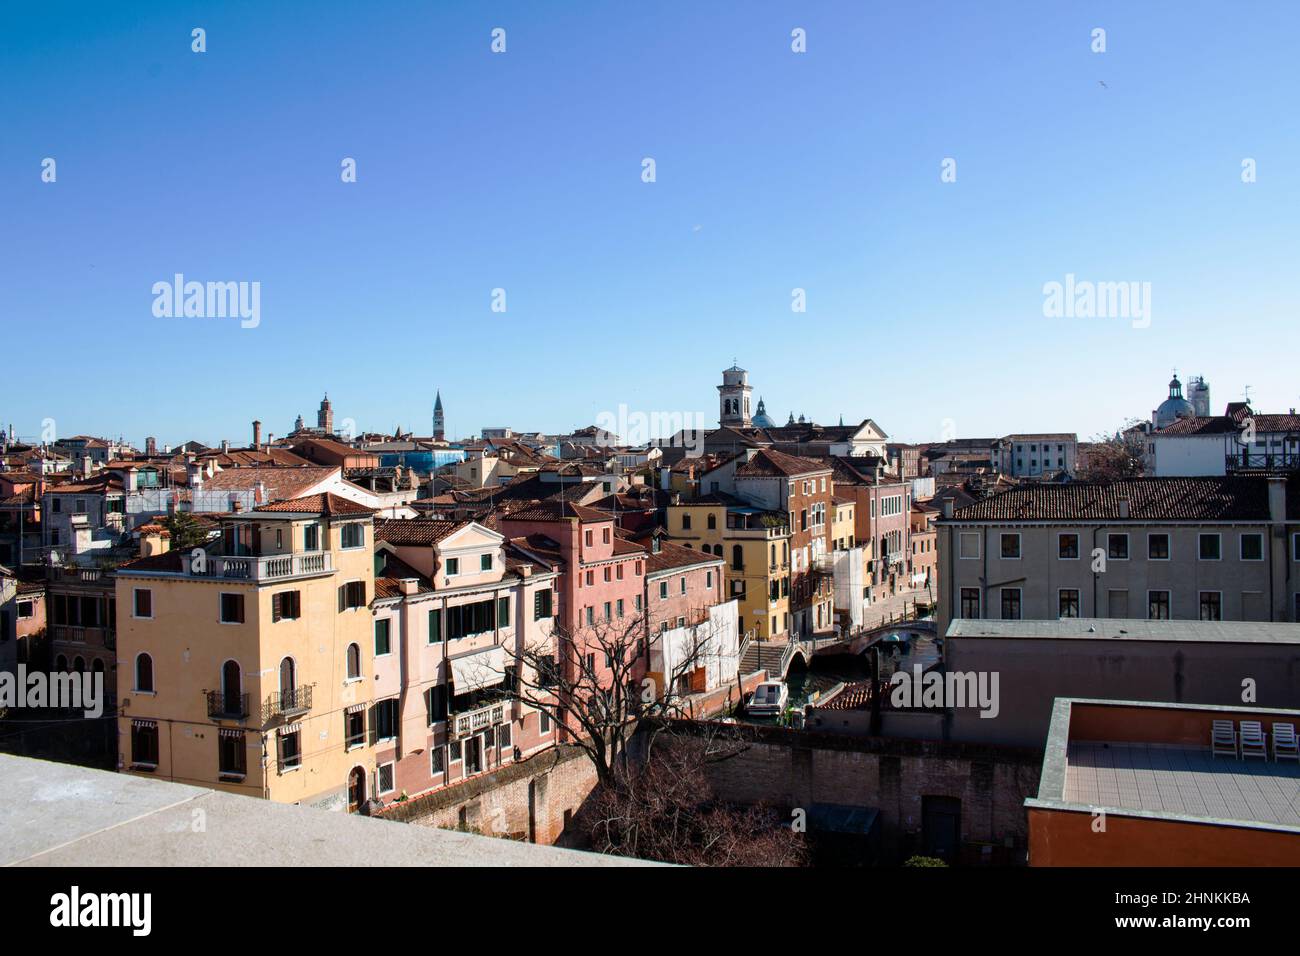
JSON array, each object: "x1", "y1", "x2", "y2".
[{"x1": 0, "y1": 754, "x2": 650, "y2": 867}]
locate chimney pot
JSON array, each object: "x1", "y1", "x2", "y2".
[{"x1": 252, "y1": 420, "x2": 263, "y2": 449}]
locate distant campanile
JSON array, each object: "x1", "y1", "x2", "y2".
[{"x1": 433, "y1": 391, "x2": 445, "y2": 441}]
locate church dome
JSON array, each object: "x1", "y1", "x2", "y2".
[
  {"x1": 751, "y1": 397, "x2": 776, "y2": 429},
  {"x1": 1154, "y1": 374, "x2": 1195, "y2": 428}
]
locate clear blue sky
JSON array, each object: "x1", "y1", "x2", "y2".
[{"x1": 3, "y1": 0, "x2": 1298, "y2": 448}]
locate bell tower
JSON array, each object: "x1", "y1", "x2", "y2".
[{"x1": 718, "y1": 362, "x2": 753, "y2": 428}]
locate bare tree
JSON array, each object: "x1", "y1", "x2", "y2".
[
  {"x1": 1078, "y1": 422, "x2": 1147, "y2": 481},
  {"x1": 502, "y1": 610, "x2": 735, "y2": 789},
  {"x1": 583, "y1": 727, "x2": 807, "y2": 866}
]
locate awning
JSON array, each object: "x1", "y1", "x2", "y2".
[
  {"x1": 280, "y1": 723, "x2": 302, "y2": 736},
  {"x1": 449, "y1": 645, "x2": 506, "y2": 694}
]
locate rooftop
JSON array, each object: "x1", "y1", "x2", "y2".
[
  {"x1": 0, "y1": 753, "x2": 646, "y2": 867},
  {"x1": 946, "y1": 617, "x2": 1300, "y2": 645}
]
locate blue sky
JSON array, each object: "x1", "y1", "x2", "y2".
[{"x1": 2, "y1": 0, "x2": 1298, "y2": 448}]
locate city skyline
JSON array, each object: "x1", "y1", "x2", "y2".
[{"x1": 5, "y1": 1, "x2": 1299, "y2": 443}]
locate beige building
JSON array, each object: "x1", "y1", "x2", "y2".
[
  {"x1": 116, "y1": 493, "x2": 381, "y2": 811},
  {"x1": 937, "y1": 475, "x2": 1298, "y2": 636}
]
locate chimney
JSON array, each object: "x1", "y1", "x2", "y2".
[
  {"x1": 942, "y1": 498, "x2": 954, "y2": 519},
  {"x1": 255, "y1": 481, "x2": 267, "y2": 504},
  {"x1": 81, "y1": 455, "x2": 93, "y2": 477},
  {"x1": 187, "y1": 460, "x2": 204, "y2": 490},
  {"x1": 70, "y1": 514, "x2": 92, "y2": 555},
  {"x1": 221, "y1": 439, "x2": 230, "y2": 455},
  {"x1": 140, "y1": 526, "x2": 171, "y2": 557},
  {"x1": 252, "y1": 420, "x2": 262, "y2": 449},
  {"x1": 1268, "y1": 475, "x2": 1286, "y2": 526},
  {"x1": 1118, "y1": 497, "x2": 1130, "y2": 519},
  {"x1": 399, "y1": 578, "x2": 420, "y2": 595}
]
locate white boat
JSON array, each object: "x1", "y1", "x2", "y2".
[{"x1": 747, "y1": 681, "x2": 789, "y2": 716}]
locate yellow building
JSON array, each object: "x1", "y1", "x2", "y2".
[
  {"x1": 665, "y1": 494, "x2": 789, "y2": 641},
  {"x1": 116, "y1": 493, "x2": 380, "y2": 811}
]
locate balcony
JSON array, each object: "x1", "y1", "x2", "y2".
[
  {"x1": 207, "y1": 690, "x2": 250, "y2": 720},
  {"x1": 197, "y1": 551, "x2": 334, "y2": 582},
  {"x1": 452, "y1": 702, "x2": 505, "y2": 739},
  {"x1": 263, "y1": 685, "x2": 313, "y2": 721},
  {"x1": 1226, "y1": 452, "x2": 1300, "y2": 474}
]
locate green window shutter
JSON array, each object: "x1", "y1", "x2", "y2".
[
  {"x1": 429, "y1": 608, "x2": 441, "y2": 644},
  {"x1": 497, "y1": 596, "x2": 509, "y2": 627}
]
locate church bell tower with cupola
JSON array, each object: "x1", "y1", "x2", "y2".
[{"x1": 718, "y1": 363, "x2": 753, "y2": 428}]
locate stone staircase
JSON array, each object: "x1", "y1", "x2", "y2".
[{"x1": 740, "y1": 639, "x2": 789, "y2": 677}]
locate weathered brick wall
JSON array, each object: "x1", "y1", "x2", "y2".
[
  {"x1": 384, "y1": 743, "x2": 599, "y2": 846},
  {"x1": 682, "y1": 723, "x2": 1041, "y2": 862}
]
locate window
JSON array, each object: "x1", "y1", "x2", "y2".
[
  {"x1": 428, "y1": 608, "x2": 442, "y2": 643},
  {"x1": 959, "y1": 588, "x2": 980, "y2": 619},
  {"x1": 220, "y1": 593, "x2": 245, "y2": 624},
  {"x1": 464, "y1": 736, "x2": 483, "y2": 774},
  {"x1": 345, "y1": 709, "x2": 365, "y2": 749},
  {"x1": 341, "y1": 523, "x2": 364, "y2": 548},
  {"x1": 1147, "y1": 533, "x2": 1169, "y2": 560},
  {"x1": 338, "y1": 580, "x2": 366, "y2": 610},
  {"x1": 958, "y1": 533, "x2": 980, "y2": 559},
  {"x1": 1000, "y1": 533, "x2": 1020, "y2": 559},
  {"x1": 218, "y1": 730, "x2": 246, "y2": 776},
  {"x1": 431, "y1": 746, "x2": 445, "y2": 775},
  {"x1": 585, "y1": 606, "x2": 594, "y2": 625},
  {"x1": 584, "y1": 530, "x2": 594, "y2": 547},
  {"x1": 731, "y1": 545, "x2": 744, "y2": 571},
  {"x1": 1293, "y1": 534, "x2": 1300, "y2": 562},
  {"x1": 534, "y1": 589, "x2": 553, "y2": 620},
  {"x1": 706, "y1": 570, "x2": 713, "y2": 588},
  {"x1": 133, "y1": 588, "x2": 152, "y2": 619},
  {"x1": 481, "y1": 553, "x2": 493, "y2": 571},
  {"x1": 616, "y1": 598, "x2": 624, "y2": 618},
  {"x1": 447, "y1": 599, "x2": 496, "y2": 639},
  {"x1": 272, "y1": 590, "x2": 301, "y2": 622},
  {"x1": 1107, "y1": 533, "x2": 1129, "y2": 560},
  {"x1": 1199, "y1": 534, "x2": 1221, "y2": 561},
  {"x1": 374, "y1": 618, "x2": 392, "y2": 656},
  {"x1": 303, "y1": 523, "x2": 320, "y2": 551},
  {"x1": 446, "y1": 557, "x2": 460, "y2": 576},
  {"x1": 1148, "y1": 591, "x2": 1171, "y2": 620},
  {"x1": 584, "y1": 570, "x2": 593, "y2": 587},
  {"x1": 1240, "y1": 533, "x2": 1264, "y2": 561},
  {"x1": 539, "y1": 711, "x2": 552, "y2": 734},
  {"x1": 374, "y1": 699, "x2": 398, "y2": 741},
  {"x1": 682, "y1": 514, "x2": 692, "y2": 530},
  {"x1": 707, "y1": 514, "x2": 716, "y2": 530},
  {"x1": 497, "y1": 596, "x2": 510, "y2": 627},
  {"x1": 1000, "y1": 588, "x2": 1021, "y2": 620},
  {"x1": 346, "y1": 643, "x2": 361, "y2": 680},
  {"x1": 603, "y1": 601, "x2": 611, "y2": 621},
  {"x1": 376, "y1": 762, "x2": 395, "y2": 795},
  {"x1": 17, "y1": 600, "x2": 33, "y2": 619},
  {"x1": 1199, "y1": 591, "x2": 1222, "y2": 621},
  {"x1": 603, "y1": 567, "x2": 611, "y2": 582},
  {"x1": 1058, "y1": 533, "x2": 1079, "y2": 559},
  {"x1": 498, "y1": 722, "x2": 512, "y2": 749},
  {"x1": 135, "y1": 653, "x2": 154, "y2": 693},
  {"x1": 130, "y1": 721, "x2": 158, "y2": 766},
  {"x1": 602, "y1": 528, "x2": 610, "y2": 544},
  {"x1": 1058, "y1": 590, "x2": 1080, "y2": 618},
  {"x1": 680, "y1": 576, "x2": 687, "y2": 594},
  {"x1": 278, "y1": 728, "x2": 302, "y2": 770}
]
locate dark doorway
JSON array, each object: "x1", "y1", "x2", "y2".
[
  {"x1": 347, "y1": 767, "x2": 366, "y2": 813},
  {"x1": 922, "y1": 795, "x2": 961, "y2": 862}
]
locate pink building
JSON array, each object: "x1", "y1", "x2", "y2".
[
  {"x1": 370, "y1": 518, "x2": 562, "y2": 803},
  {"x1": 497, "y1": 502, "x2": 648, "y2": 712}
]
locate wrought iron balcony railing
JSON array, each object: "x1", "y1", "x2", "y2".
[
  {"x1": 264, "y1": 685, "x2": 312, "y2": 721},
  {"x1": 207, "y1": 690, "x2": 250, "y2": 720}
]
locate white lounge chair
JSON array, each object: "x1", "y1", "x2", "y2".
[
  {"x1": 1239, "y1": 720, "x2": 1268, "y2": 760},
  {"x1": 1272, "y1": 722, "x2": 1299, "y2": 763},
  {"x1": 1211, "y1": 719, "x2": 1238, "y2": 758}
]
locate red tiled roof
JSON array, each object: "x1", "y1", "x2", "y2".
[
  {"x1": 201, "y1": 466, "x2": 336, "y2": 499},
  {"x1": 644, "y1": 539, "x2": 721, "y2": 575},
  {"x1": 374, "y1": 518, "x2": 464, "y2": 545},
  {"x1": 499, "y1": 500, "x2": 611, "y2": 523},
  {"x1": 948, "y1": 477, "x2": 1276, "y2": 522},
  {"x1": 735, "y1": 448, "x2": 831, "y2": 479},
  {"x1": 254, "y1": 492, "x2": 375, "y2": 516},
  {"x1": 373, "y1": 550, "x2": 434, "y2": 598}
]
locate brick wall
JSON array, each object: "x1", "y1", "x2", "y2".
[
  {"x1": 383, "y1": 743, "x2": 599, "y2": 846},
  {"x1": 672, "y1": 722, "x2": 1040, "y2": 863}
]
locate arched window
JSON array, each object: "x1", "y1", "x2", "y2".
[
  {"x1": 92, "y1": 659, "x2": 105, "y2": 675},
  {"x1": 136, "y1": 653, "x2": 154, "y2": 692},
  {"x1": 707, "y1": 513, "x2": 716, "y2": 530},
  {"x1": 55, "y1": 655, "x2": 68, "y2": 671},
  {"x1": 221, "y1": 660, "x2": 241, "y2": 713},
  {"x1": 73, "y1": 657, "x2": 85, "y2": 673},
  {"x1": 731, "y1": 544, "x2": 744, "y2": 571},
  {"x1": 346, "y1": 643, "x2": 361, "y2": 680},
  {"x1": 280, "y1": 657, "x2": 296, "y2": 697}
]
